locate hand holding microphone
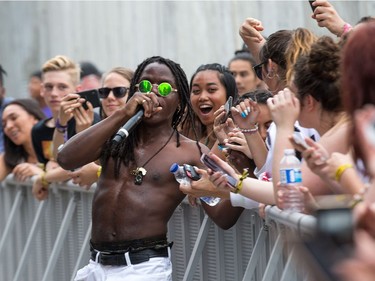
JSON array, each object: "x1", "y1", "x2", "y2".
[{"x1": 112, "y1": 93, "x2": 162, "y2": 143}]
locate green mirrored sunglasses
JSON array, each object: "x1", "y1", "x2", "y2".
[{"x1": 136, "y1": 80, "x2": 177, "y2": 97}]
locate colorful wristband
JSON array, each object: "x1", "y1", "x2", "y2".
[
  {"x1": 55, "y1": 118, "x2": 68, "y2": 133},
  {"x1": 97, "y1": 166, "x2": 102, "y2": 178},
  {"x1": 233, "y1": 169, "x2": 249, "y2": 194},
  {"x1": 334, "y1": 163, "x2": 353, "y2": 182},
  {"x1": 41, "y1": 172, "x2": 50, "y2": 188}
]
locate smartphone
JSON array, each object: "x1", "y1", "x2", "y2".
[
  {"x1": 292, "y1": 132, "x2": 310, "y2": 150},
  {"x1": 308, "y1": 0, "x2": 316, "y2": 12},
  {"x1": 183, "y1": 164, "x2": 201, "y2": 181},
  {"x1": 200, "y1": 153, "x2": 237, "y2": 187},
  {"x1": 77, "y1": 89, "x2": 101, "y2": 110},
  {"x1": 221, "y1": 96, "x2": 233, "y2": 124}
]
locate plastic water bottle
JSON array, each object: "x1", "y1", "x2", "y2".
[
  {"x1": 279, "y1": 149, "x2": 304, "y2": 212},
  {"x1": 169, "y1": 163, "x2": 220, "y2": 206}
]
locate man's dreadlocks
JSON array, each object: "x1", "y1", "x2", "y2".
[{"x1": 101, "y1": 56, "x2": 201, "y2": 178}]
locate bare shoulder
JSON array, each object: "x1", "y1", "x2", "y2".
[
  {"x1": 168, "y1": 134, "x2": 209, "y2": 167},
  {"x1": 178, "y1": 134, "x2": 210, "y2": 153},
  {"x1": 319, "y1": 120, "x2": 351, "y2": 153}
]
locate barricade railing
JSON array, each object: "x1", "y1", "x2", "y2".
[{"x1": 0, "y1": 175, "x2": 317, "y2": 281}]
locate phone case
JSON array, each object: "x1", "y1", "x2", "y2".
[
  {"x1": 78, "y1": 89, "x2": 101, "y2": 109},
  {"x1": 221, "y1": 96, "x2": 233, "y2": 123},
  {"x1": 308, "y1": 0, "x2": 316, "y2": 12},
  {"x1": 200, "y1": 154, "x2": 237, "y2": 187},
  {"x1": 183, "y1": 164, "x2": 201, "y2": 181}
]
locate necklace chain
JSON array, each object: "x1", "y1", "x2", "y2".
[{"x1": 132, "y1": 130, "x2": 175, "y2": 185}]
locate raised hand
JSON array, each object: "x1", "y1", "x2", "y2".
[
  {"x1": 239, "y1": 18, "x2": 265, "y2": 44},
  {"x1": 73, "y1": 100, "x2": 95, "y2": 133},
  {"x1": 213, "y1": 105, "x2": 236, "y2": 144},
  {"x1": 267, "y1": 88, "x2": 299, "y2": 130},
  {"x1": 58, "y1": 93, "x2": 85, "y2": 126},
  {"x1": 311, "y1": 0, "x2": 347, "y2": 36},
  {"x1": 225, "y1": 129, "x2": 252, "y2": 159},
  {"x1": 231, "y1": 98, "x2": 259, "y2": 130}
]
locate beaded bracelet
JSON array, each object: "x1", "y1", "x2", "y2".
[
  {"x1": 334, "y1": 163, "x2": 353, "y2": 182},
  {"x1": 55, "y1": 118, "x2": 68, "y2": 133},
  {"x1": 233, "y1": 169, "x2": 249, "y2": 194},
  {"x1": 239, "y1": 123, "x2": 258, "y2": 134}
]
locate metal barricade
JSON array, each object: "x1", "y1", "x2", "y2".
[{"x1": 0, "y1": 175, "x2": 317, "y2": 281}]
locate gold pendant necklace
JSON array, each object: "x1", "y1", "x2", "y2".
[{"x1": 131, "y1": 131, "x2": 175, "y2": 185}]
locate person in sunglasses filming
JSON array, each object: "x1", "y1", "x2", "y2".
[
  {"x1": 99, "y1": 67, "x2": 134, "y2": 119},
  {"x1": 67, "y1": 67, "x2": 135, "y2": 188},
  {"x1": 57, "y1": 56, "x2": 209, "y2": 280}
]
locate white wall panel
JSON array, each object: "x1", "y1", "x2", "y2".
[{"x1": 0, "y1": 1, "x2": 373, "y2": 98}]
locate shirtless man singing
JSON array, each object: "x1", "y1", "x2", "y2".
[{"x1": 57, "y1": 56, "x2": 208, "y2": 280}]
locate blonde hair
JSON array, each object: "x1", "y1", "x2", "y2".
[
  {"x1": 285, "y1": 28, "x2": 318, "y2": 86},
  {"x1": 102, "y1": 67, "x2": 134, "y2": 85},
  {"x1": 42, "y1": 55, "x2": 80, "y2": 86}
]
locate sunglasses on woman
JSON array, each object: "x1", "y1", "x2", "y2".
[
  {"x1": 253, "y1": 61, "x2": 267, "y2": 81},
  {"x1": 135, "y1": 80, "x2": 177, "y2": 97},
  {"x1": 98, "y1": 87, "x2": 129, "y2": 99}
]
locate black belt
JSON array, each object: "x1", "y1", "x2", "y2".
[{"x1": 91, "y1": 247, "x2": 169, "y2": 266}]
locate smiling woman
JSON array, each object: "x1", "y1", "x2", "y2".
[
  {"x1": 0, "y1": 99, "x2": 45, "y2": 181},
  {"x1": 188, "y1": 63, "x2": 238, "y2": 148},
  {"x1": 99, "y1": 67, "x2": 134, "y2": 119}
]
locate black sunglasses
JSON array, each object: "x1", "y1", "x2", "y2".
[
  {"x1": 253, "y1": 61, "x2": 267, "y2": 81},
  {"x1": 98, "y1": 87, "x2": 129, "y2": 99}
]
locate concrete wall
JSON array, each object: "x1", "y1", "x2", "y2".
[{"x1": 0, "y1": 1, "x2": 374, "y2": 98}]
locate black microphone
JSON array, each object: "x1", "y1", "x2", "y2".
[{"x1": 112, "y1": 109, "x2": 144, "y2": 143}]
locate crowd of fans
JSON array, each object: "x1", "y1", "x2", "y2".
[{"x1": 1, "y1": 0, "x2": 375, "y2": 280}]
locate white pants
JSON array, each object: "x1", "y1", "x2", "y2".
[{"x1": 74, "y1": 250, "x2": 172, "y2": 281}]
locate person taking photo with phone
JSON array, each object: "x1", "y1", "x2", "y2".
[
  {"x1": 201, "y1": 36, "x2": 357, "y2": 212},
  {"x1": 31, "y1": 55, "x2": 101, "y2": 200},
  {"x1": 181, "y1": 63, "x2": 239, "y2": 149},
  {"x1": 68, "y1": 67, "x2": 134, "y2": 189}
]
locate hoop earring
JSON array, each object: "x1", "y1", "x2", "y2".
[{"x1": 266, "y1": 71, "x2": 275, "y2": 79}]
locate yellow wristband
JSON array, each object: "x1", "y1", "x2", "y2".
[
  {"x1": 335, "y1": 164, "x2": 353, "y2": 182},
  {"x1": 97, "y1": 166, "x2": 102, "y2": 178},
  {"x1": 233, "y1": 169, "x2": 249, "y2": 194},
  {"x1": 41, "y1": 172, "x2": 49, "y2": 188}
]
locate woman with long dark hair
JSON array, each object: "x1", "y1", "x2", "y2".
[{"x1": 0, "y1": 99, "x2": 45, "y2": 181}]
